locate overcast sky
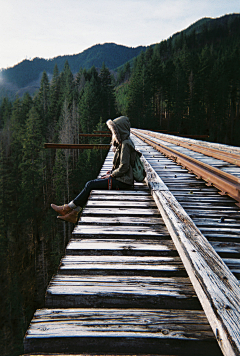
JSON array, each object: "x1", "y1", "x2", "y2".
[{"x1": 1, "y1": 0, "x2": 240, "y2": 70}]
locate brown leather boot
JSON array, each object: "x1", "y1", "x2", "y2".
[
  {"x1": 57, "y1": 210, "x2": 79, "y2": 223},
  {"x1": 51, "y1": 203, "x2": 72, "y2": 216}
]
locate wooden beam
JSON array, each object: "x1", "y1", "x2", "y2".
[
  {"x1": 44, "y1": 143, "x2": 110, "y2": 149},
  {"x1": 140, "y1": 153, "x2": 240, "y2": 356}
]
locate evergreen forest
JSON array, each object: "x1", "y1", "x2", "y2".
[{"x1": 0, "y1": 13, "x2": 240, "y2": 356}]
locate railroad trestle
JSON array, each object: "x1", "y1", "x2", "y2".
[{"x1": 23, "y1": 130, "x2": 240, "y2": 356}]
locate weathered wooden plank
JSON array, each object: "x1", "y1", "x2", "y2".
[
  {"x1": 169, "y1": 186, "x2": 219, "y2": 192},
  {"x1": 203, "y1": 234, "x2": 240, "y2": 243},
  {"x1": 199, "y1": 227, "x2": 240, "y2": 234},
  {"x1": 176, "y1": 196, "x2": 235, "y2": 203},
  {"x1": 180, "y1": 200, "x2": 237, "y2": 207},
  {"x1": 89, "y1": 194, "x2": 154, "y2": 201},
  {"x1": 79, "y1": 215, "x2": 165, "y2": 225},
  {"x1": 178, "y1": 203, "x2": 238, "y2": 209},
  {"x1": 192, "y1": 219, "x2": 240, "y2": 227},
  {"x1": 45, "y1": 275, "x2": 200, "y2": 309},
  {"x1": 184, "y1": 209, "x2": 240, "y2": 218},
  {"x1": 132, "y1": 139, "x2": 240, "y2": 356},
  {"x1": 151, "y1": 189, "x2": 240, "y2": 356},
  {"x1": 73, "y1": 225, "x2": 168, "y2": 237},
  {"x1": 82, "y1": 207, "x2": 161, "y2": 216},
  {"x1": 222, "y1": 258, "x2": 240, "y2": 273},
  {"x1": 90, "y1": 189, "x2": 149, "y2": 195},
  {"x1": 59, "y1": 255, "x2": 186, "y2": 277},
  {"x1": 24, "y1": 309, "x2": 222, "y2": 355},
  {"x1": 66, "y1": 238, "x2": 177, "y2": 256},
  {"x1": 86, "y1": 200, "x2": 156, "y2": 207},
  {"x1": 209, "y1": 242, "x2": 240, "y2": 262}
]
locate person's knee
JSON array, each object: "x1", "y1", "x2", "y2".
[{"x1": 85, "y1": 180, "x2": 94, "y2": 190}]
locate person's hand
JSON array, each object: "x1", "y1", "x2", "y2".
[{"x1": 101, "y1": 170, "x2": 111, "y2": 179}]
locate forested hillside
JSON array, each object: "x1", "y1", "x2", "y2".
[
  {"x1": 117, "y1": 13, "x2": 240, "y2": 145},
  {"x1": 0, "y1": 12, "x2": 240, "y2": 356},
  {"x1": 0, "y1": 43, "x2": 146, "y2": 99}
]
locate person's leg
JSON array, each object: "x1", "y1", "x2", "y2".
[
  {"x1": 71, "y1": 177, "x2": 111, "y2": 207},
  {"x1": 71, "y1": 177, "x2": 133, "y2": 208},
  {"x1": 51, "y1": 177, "x2": 132, "y2": 223},
  {"x1": 52, "y1": 178, "x2": 111, "y2": 223}
]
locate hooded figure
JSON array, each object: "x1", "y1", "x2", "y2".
[
  {"x1": 51, "y1": 116, "x2": 136, "y2": 223},
  {"x1": 107, "y1": 116, "x2": 136, "y2": 186}
]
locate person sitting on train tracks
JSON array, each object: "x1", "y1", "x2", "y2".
[{"x1": 51, "y1": 116, "x2": 136, "y2": 223}]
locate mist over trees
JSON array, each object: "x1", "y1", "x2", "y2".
[{"x1": 0, "y1": 13, "x2": 240, "y2": 356}]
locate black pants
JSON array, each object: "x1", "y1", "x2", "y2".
[{"x1": 73, "y1": 177, "x2": 132, "y2": 207}]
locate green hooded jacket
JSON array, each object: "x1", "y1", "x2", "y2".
[{"x1": 107, "y1": 116, "x2": 136, "y2": 186}]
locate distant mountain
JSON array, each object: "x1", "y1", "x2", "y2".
[
  {"x1": 1, "y1": 13, "x2": 239, "y2": 101},
  {"x1": 171, "y1": 13, "x2": 240, "y2": 44},
  {"x1": 0, "y1": 43, "x2": 147, "y2": 99}
]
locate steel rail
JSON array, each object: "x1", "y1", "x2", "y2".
[
  {"x1": 150, "y1": 130, "x2": 240, "y2": 155},
  {"x1": 137, "y1": 129, "x2": 240, "y2": 167},
  {"x1": 131, "y1": 129, "x2": 240, "y2": 205}
]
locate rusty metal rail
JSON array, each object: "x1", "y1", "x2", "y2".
[
  {"x1": 131, "y1": 129, "x2": 240, "y2": 205},
  {"x1": 138, "y1": 129, "x2": 240, "y2": 167}
]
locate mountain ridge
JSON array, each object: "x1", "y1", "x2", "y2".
[
  {"x1": 1, "y1": 13, "x2": 239, "y2": 101},
  {"x1": 0, "y1": 43, "x2": 147, "y2": 91}
]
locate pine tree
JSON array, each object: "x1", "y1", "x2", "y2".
[
  {"x1": 20, "y1": 106, "x2": 44, "y2": 229},
  {"x1": 49, "y1": 65, "x2": 61, "y2": 120},
  {"x1": 38, "y1": 71, "x2": 50, "y2": 114},
  {"x1": 99, "y1": 63, "x2": 116, "y2": 120},
  {"x1": 0, "y1": 97, "x2": 12, "y2": 129},
  {"x1": 126, "y1": 54, "x2": 145, "y2": 127},
  {"x1": 60, "y1": 61, "x2": 75, "y2": 107},
  {"x1": 79, "y1": 68, "x2": 101, "y2": 133}
]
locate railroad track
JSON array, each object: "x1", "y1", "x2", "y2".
[
  {"x1": 131, "y1": 129, "x2": 240, "y2": 205},
  {"x1": 131, "y1": 129, "x2": 240, "y2": 281},
  {"x1": 23, "y1": 130, "x2": 240, "y2": 356}
]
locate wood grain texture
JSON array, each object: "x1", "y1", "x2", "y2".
[
  {"x1": 45, "y1": 275, "x2": 200, "y2": 309},
  {"x1": 59, "y1": 255, "x2": 186, "y2": 277},
  {"x1": 132, "y1": 135, "x2": 240, "y2": 356},
  {"x1": 152, "y1": 189, "x2": 240, "y2": 356},
  {"x1": 79, "y1": 215, "x2": 165, "y2": 225},
  {"x1": 73, "y1": 225, "x2": 169, "y2": 237},
  {"x1": 24, "y1": 309, "x2": 222, "y2": 355},
  {"x1": 66, "y1": 238, "x2": 177, "y2": 256},
  {"x1": 82, "y1": 207, "x2": 161, "y2": 216}
]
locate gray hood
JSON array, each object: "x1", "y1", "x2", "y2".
[{"x1": 107, "y1": 116, "x2": 131, "y2": 146}]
